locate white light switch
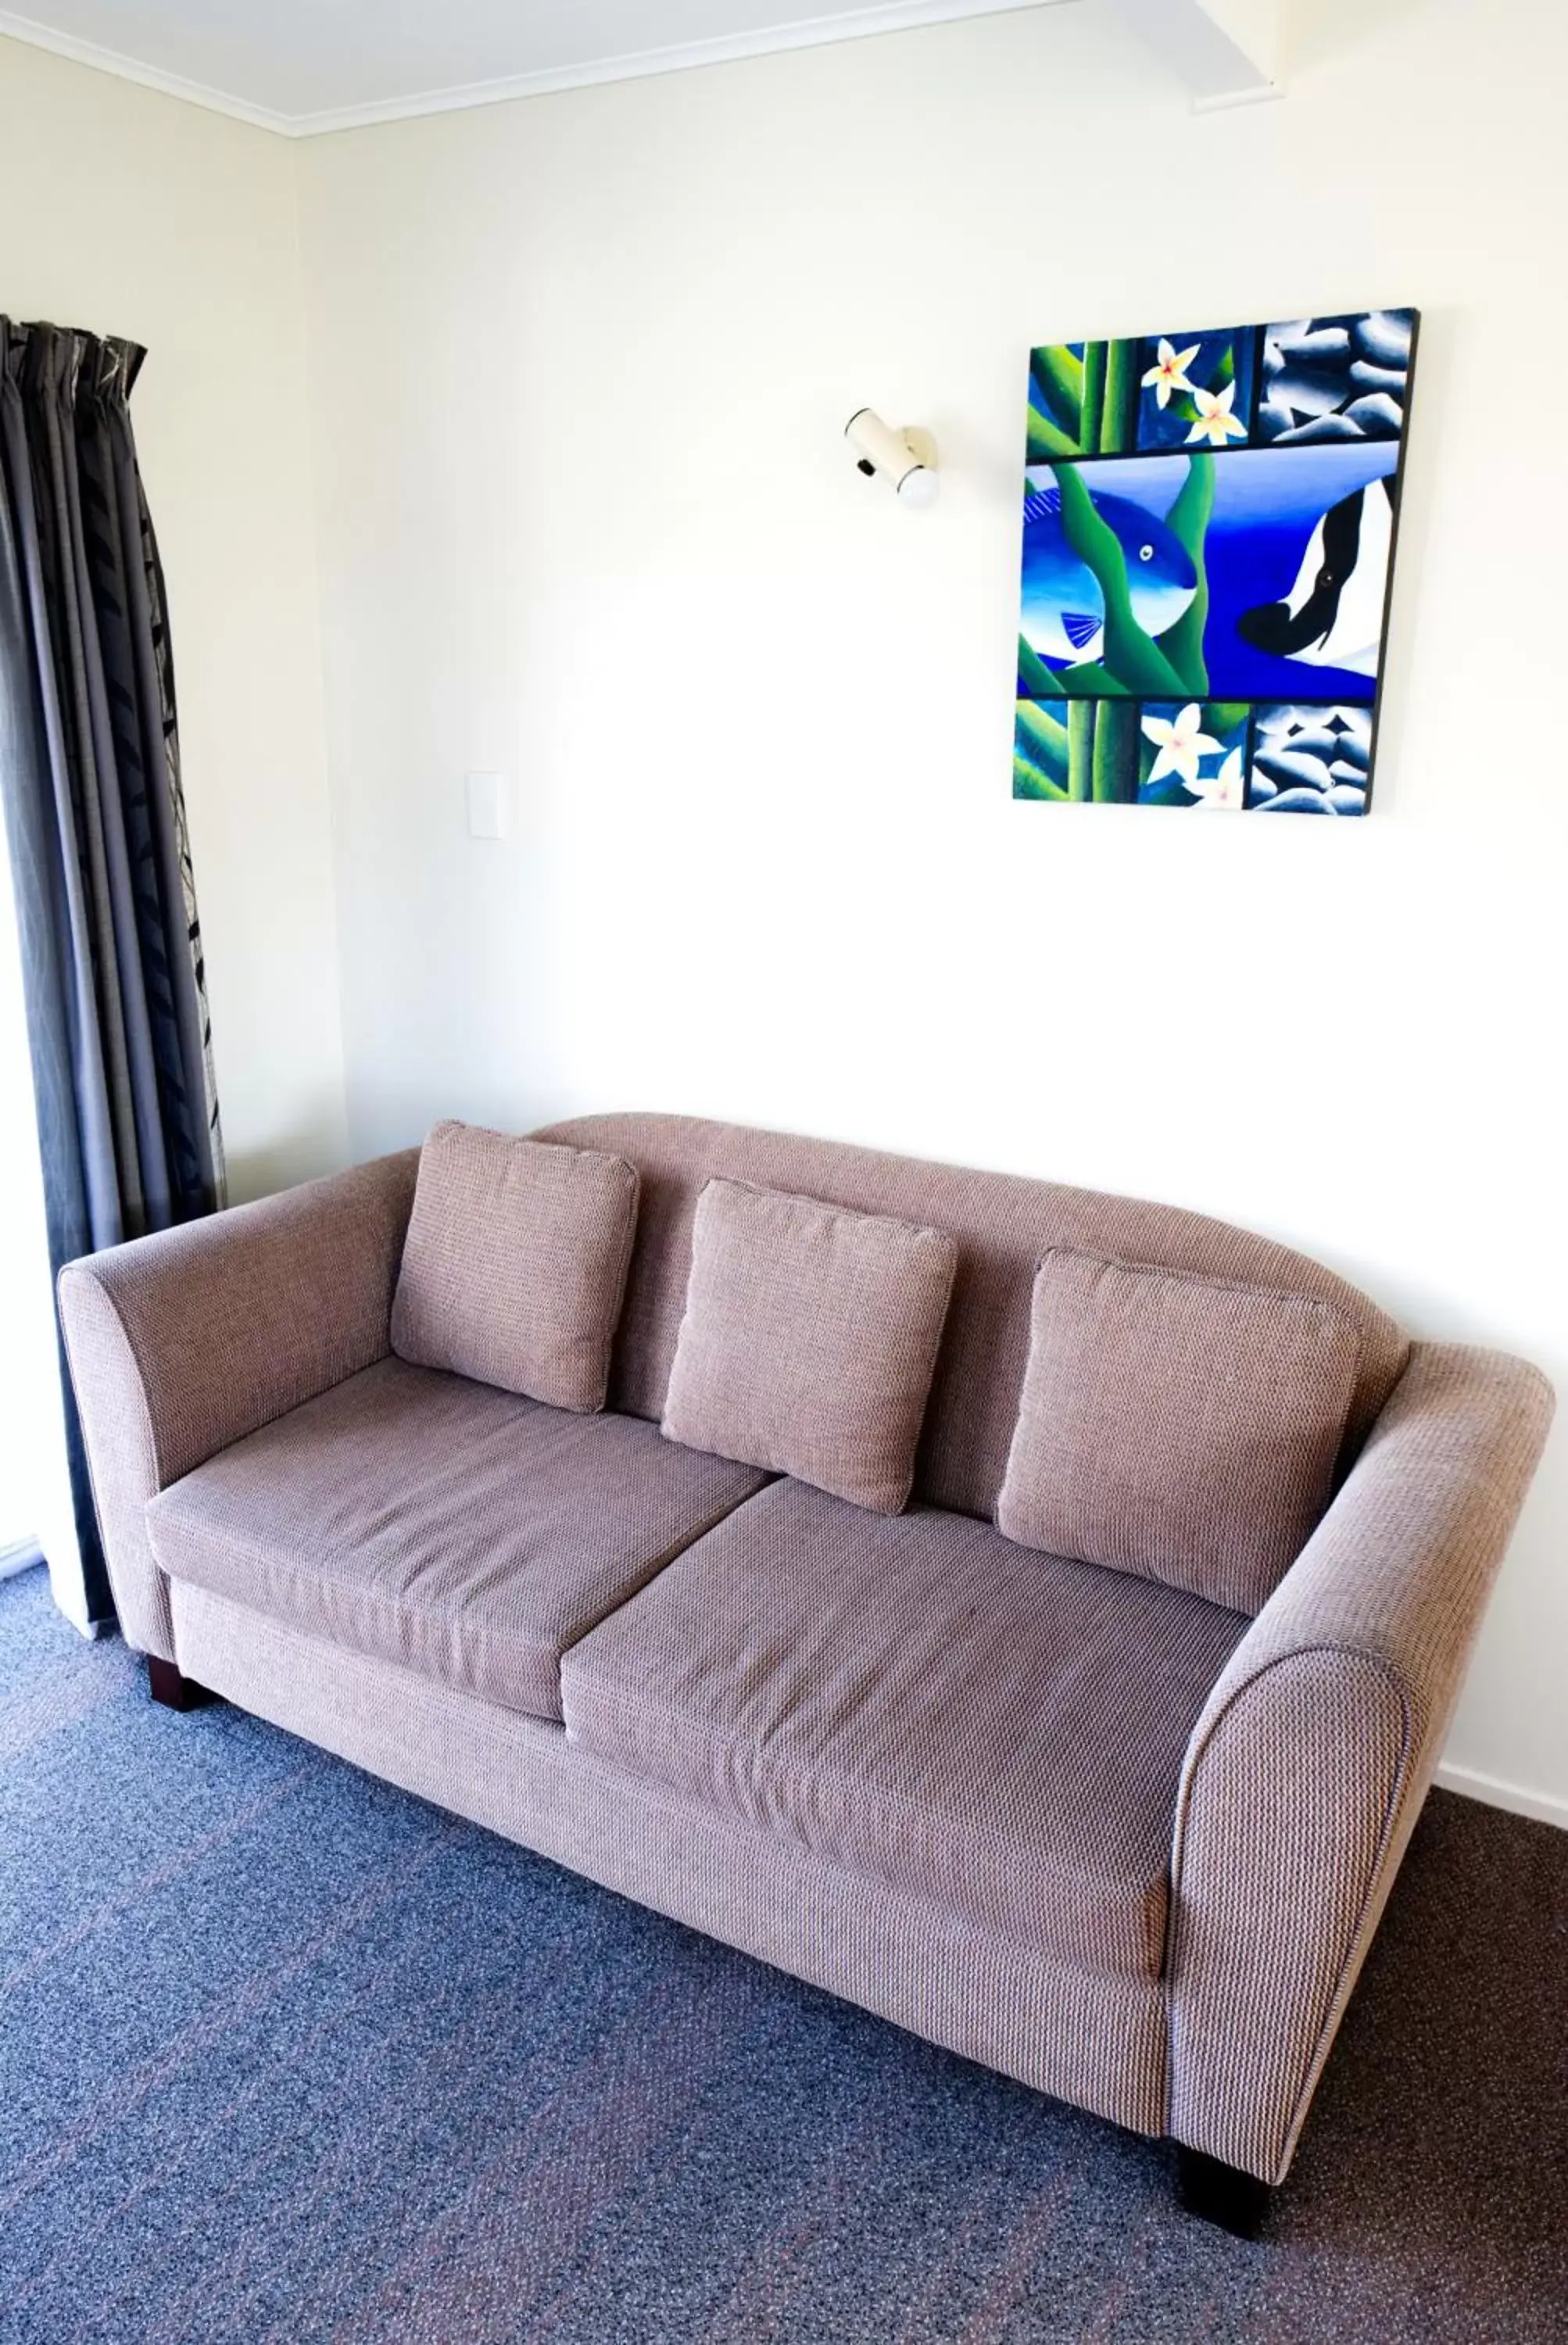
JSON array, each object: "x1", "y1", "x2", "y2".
[{"x1": 466, "y1": 771, "x2": 508, "y2": 840}]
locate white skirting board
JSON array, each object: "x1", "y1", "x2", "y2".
[{"x1": 1435, "y1": 1761, "x2": 1568, "y2": 1833}]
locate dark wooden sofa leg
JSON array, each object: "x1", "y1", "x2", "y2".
[
  {"x1": 1175, "y1": 2146, "x2": 1276, "y2": 2238},
  {"x1": 147, "y1": 1656, "x2": 213, "y2": 1713}
]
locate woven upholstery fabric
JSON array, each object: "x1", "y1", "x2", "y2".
[
  {"x1": 661, "y1": 1179, "x2": 956, "y2": 1514},
  {"x1": 563, "y1": 1477, "x2": 1248, "y2": 1974},
  {"x1": 534, "y1": 1114, "x2": 1410, "y2": 1522},
  {"x1": 1167, "y1": 1341, "x2": 1555, "y2": 2184},
  {"x1": 57, "y1": 1151, "x2": 419, "y2": 1659},
  {"x1": 391, "y1": 1122, "x2": 639, "y2": 1412},
  {"x1": 997, "y1": 1249, "x2": 1362, "y2": 1613},
  {"x1": 146, "y1": 1357, "x2": 768, "y2": 1723},
  {"x1": 173, "y1": 1578, "x2": 1172, "y2": 2134}
]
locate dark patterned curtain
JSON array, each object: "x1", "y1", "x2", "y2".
[{"x1": 0, "y1": 318, "x2": 224, "y2": 1627}]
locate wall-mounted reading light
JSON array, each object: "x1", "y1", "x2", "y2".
[{"x1": 845, "y1": 409, "x2": 939, "y2": 509}]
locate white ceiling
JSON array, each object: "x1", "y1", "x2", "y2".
[{"x1": 0, "y1": 0, "x2": 1083, "y2": 134}]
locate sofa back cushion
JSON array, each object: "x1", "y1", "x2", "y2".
[
  {"x1": 996, "y1": 1250, "x2": 1362, "y2": 1612},
  {"x1": 660, "y1": 1178, "x2": 956, "y2": 1514},
  {"x1": 391, "y1": 1122, "x2": 639, "y2": 1412},
  {"x1": 532, "y1": 1113, "x2": 1410, "y2": 1525}
]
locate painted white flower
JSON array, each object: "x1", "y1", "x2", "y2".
[
  {"x1": 1186, "y1": 379, "x2": 1248, "y2": 446},
  {"x1": 1141, "y1": 338, "x2": 1201, "y2": 409},
  {"x1": 1141, "y1": 703, "x2": 1222, "y2": 788},
  {"x1": 1187, "y1": 746, "x2": 1246, "y2": 809}
]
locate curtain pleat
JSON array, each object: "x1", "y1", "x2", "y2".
[{"x1": 0, "y1": 317, "x2": 224, "y2": 1628}]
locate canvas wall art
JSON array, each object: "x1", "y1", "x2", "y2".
[{"x1": 1013, "y1": 310, "x2": 1419, "y2": 813}]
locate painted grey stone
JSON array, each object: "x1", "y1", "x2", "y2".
[
  {"x1": 1344, "y1": 392, "x2": 1405, "y2": 436},
  {"x1": 1258, "y1": 400, "x2": 1301, "y2": 441},
  {"x1": 1328, "y1": 785, "x2": 1369, "y2": 815},
  {"x1": 1255, "y1": 788, "x2": 1335, "y2": 814},
  {"x1": 1350, "y1": 360, "x2": 1406, "y2": 397},
  {"x1": 1272, "y1": 326, "x2": 1352, "y2": 364},
  {"x1": 1355, "y1": 311, "x2": 1413, "y2": 368},
  {"x1": 1255, "y1": 747, "x2": 1333, "y2": 792},
  {"x1": 1255, "y1": 704, "x2": 1320, "y2": 736},
  {"x1": 1330, "y1": 730, "x2": 1370, "y2": 770},
  {"x1": 1248, "y1": 773, "x2": 1279, "y2": 802},
  {"x1": 1267, "y1": 365, "x2": 1348, "y2": 418},
  {"x1": 1280, "y1": 729, "x2": 1344, "y2": 761},
  {"x1": 1270, "y1": 414, "x2": 1364, "y2": 444}
]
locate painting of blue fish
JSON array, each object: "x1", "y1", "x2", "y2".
[
  {"x1": 1021, "y1": 485, "x2": 1196, "y2": 664},
  {"x1": 1015, "y1": 310, "x2": 1419, "y2": 814}
]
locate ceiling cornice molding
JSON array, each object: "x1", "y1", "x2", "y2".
[
  {"x1": 0, "y1": 0, "x2": 1076, "y2": 140},
  {"x1": 0, "y1": 9, "x2": 294, "y2": 131},
  {"x1": 291, "y1": 0, "x2": 1077, "y2": 136}
]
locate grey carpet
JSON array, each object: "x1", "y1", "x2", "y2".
[{"x1": 2, "y1": 1564, "x2": 1565, "y2": 2345}]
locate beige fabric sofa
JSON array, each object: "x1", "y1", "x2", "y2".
[{"x1": 57, "y1": 1112, "x2": 1553, "y2": 2233}]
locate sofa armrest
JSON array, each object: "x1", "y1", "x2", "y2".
[
  {"x1": 1165, "y1": 1341, "x2": 1553, "y2": 2186},
  {"x1": 58, "y1": 1151, "x2": 418, "y2": 1659}
]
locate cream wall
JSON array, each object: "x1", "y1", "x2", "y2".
[
  {"x1": 0, "y1": 38, "x2": 347, "y2": 1198},
  {"x1": 295, "y1": 0, "x2": 1568, "y2": 1821},
  {"x1": 2, "y1": 6, "x2": 1561, "y2": 1817}
]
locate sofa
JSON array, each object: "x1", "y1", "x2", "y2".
[{"x1": 57, "y1": 1112, "x2": 1553, "y2": 2236}]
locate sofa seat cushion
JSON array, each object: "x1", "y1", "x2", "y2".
[
  {"x1": 145, "y1": 1357, "x2": 769, "y2": 1723},
  {"x1": 560, "y1": 1477, "x2": 1248, "y2": 1976}
]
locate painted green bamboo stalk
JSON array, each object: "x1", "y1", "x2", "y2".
[
  {"x1": 1016, "y1": 699, "x2": 1071, "y2": 781},
  {"x1": 1051, "y1": 462, "x2": 1188, "y2": 696},
  {"x1": 1080, "y1": 340, "x2": 1107, "y2": 457},
  {"x1": 1154, "y1": 452, "x2": 1215, "y2": 693},
  {"x1": 1067, "y1": 700, "x2": 1095, "y2": 801},
  {"x1": 1099, "y1": 339, "x2": 1139, "y2": 453},
  {"x1": 1018, "y1": 635, "x2": 1065, "y2": 700},
  {"x1": 1029, "y1": 346, "x2": 1085, "y2": 442},
  {"x1": 1090, "y1": 700, "x2": 1140, "y2": 804},
  {"x1": 1014, "y1": 754, "x2": 1069, "y2": 801},
  {"x1": 1027, "y1": 407, "x2": 1081, "y2": 463}
]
